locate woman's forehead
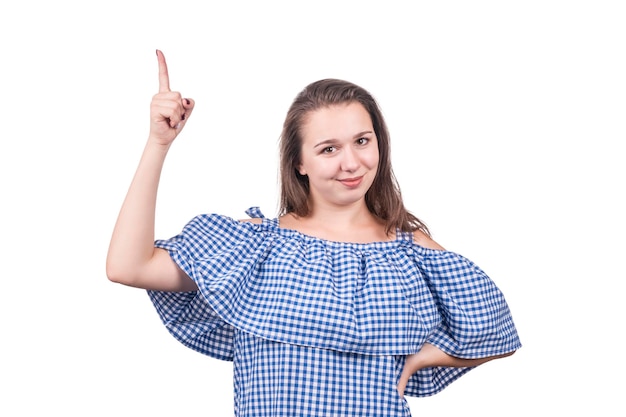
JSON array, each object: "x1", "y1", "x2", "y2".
[{"x1": 301, "y1": 103, "x2": 373, "y2": 140}]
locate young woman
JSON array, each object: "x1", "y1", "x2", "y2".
[{"x1": 107, "y1": 50, "x2": 521, "y2": 417}]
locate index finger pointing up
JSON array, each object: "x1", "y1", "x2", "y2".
[{"x1": 156, "y1": 49, "x2": 171, "y2": 92}]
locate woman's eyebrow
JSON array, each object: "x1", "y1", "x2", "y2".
[{"x1": 313, "y1": 131, "x2": 373, "y2": 148}]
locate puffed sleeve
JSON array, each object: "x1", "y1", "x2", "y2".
[
  {"x1": 403, "y1": 244, "x2": 521, "y2": 396},
  {"x1": 147, "y1": 213, "x2": 265, "y2": 360}
]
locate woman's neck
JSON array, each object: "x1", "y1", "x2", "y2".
[{"x1": 281, "y1": 203, "x2": 393, "y2": 243}]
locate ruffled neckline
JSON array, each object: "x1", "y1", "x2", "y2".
[{"x1": 247, "y1": 207, "x2": 414, "y2": 250}]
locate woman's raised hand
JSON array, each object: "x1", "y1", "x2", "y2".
[{"x1": 149, "y1": 50, "x2": 195, "y2": 146}]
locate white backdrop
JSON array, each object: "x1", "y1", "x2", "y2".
[{"x1": 1, "y1": 1, "x2": 624, "y2": 415}]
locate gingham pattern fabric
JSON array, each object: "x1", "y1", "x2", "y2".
[{"x1": 148, "y1": 207, "x2": 521, "y2": 416}]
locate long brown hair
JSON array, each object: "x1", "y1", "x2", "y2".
[{"x1": 278, "y1": 79, "x2": 429, "y2": 235}]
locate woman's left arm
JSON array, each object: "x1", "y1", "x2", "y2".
[{"x1": 397, "y1": 343, "x2": 516, "y2": 397}]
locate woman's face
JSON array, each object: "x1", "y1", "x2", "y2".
[{"x1": 298, "y1": 102, "x2": 379, "y2": 209}]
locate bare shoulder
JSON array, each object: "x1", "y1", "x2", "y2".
[
  {"x1": 413, "y1": 229, "x2": 446, "y2": 251},
  {"x1": 239, "y1": 218, "x2": 263, "y2": 224}
]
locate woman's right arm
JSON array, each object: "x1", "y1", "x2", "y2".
[{"x1": 106, "y1": 50, "x2": 197, "y2": 292}]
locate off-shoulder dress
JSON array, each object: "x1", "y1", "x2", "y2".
[{"x1": 148, "y1": 207, "x2": 521, "y2": 417}]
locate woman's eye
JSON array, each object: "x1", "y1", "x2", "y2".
[
  {"x1": 322, "y1": 146, "x2": 336, "y2": 154},
  {"x1": 357, "y1": 137, "x2": 369, "y2": 145}
]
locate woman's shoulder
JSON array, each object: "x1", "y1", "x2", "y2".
[
  {"x1": 238, "y1": 217, "x2": 263, "y2": 225},
  {"x1": 412, "y1": 229, "x2": 446, "y2": 251},
  {"x1": 177, "y1": 212, "x2": 265, "y2": 246},
  {"x1": 190, "y1": 207, "x2": 266, "y2": 228}
]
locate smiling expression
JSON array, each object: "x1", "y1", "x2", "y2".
[{"x1": 298, "y1": 102, "x2": 379, "y2": 209}]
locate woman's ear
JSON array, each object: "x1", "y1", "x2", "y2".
[{"x1": 297, "y1": 164, "x2": 307, "y2": 176}]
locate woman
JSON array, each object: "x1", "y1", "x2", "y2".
[{"x1": 107, "y1": 50, "x2": 521, "y2": 416}]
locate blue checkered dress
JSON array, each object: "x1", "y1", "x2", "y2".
[{"x1": 148, "y1": 207, "x2": 521, "y2": 416}]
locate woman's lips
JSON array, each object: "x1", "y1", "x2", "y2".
[{"x1": 338, "y1": 176, "x2": 363, "y2": 187}]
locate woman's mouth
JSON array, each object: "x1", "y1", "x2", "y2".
[{"x1": 338, "y1": 176, "x2": 363, "y2": 188}]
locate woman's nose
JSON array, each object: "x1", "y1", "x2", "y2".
[{"x1": 340, "y1": 147, "x2": 359, "y2": 172}]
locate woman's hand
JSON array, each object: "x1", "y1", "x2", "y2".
[
  {"x1": 149, "y1": 50, "x2": 195, "y2": 147},
  {"x1": 397, "y1": 345, "x2": 432, "y2": 398},
  {"x1": 396, "y1": 343, "x2": 515, "y2": 397}
]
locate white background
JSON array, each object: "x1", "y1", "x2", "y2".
[{"x1": 1, "y1": 1, "x2": 624, "y2": 415}]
